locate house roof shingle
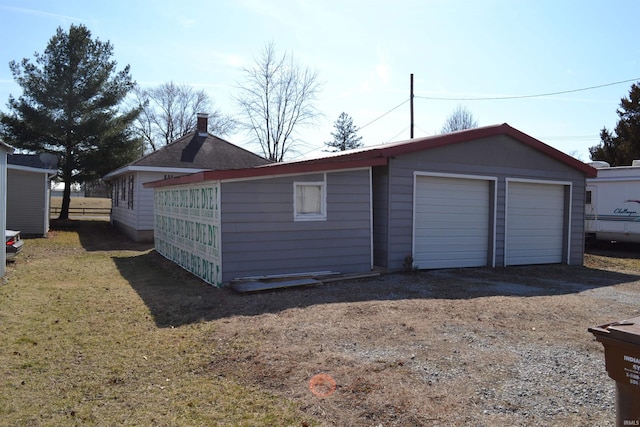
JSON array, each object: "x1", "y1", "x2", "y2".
[
  {"x1": 104, "y1": 132, "x2": 270, "y2": 180},
  {"x1": 131, "y1": 132, "x2": 269, "y2": 169},
  {"x1": 145, "y1": 123, "x2": 597, "y2": 188}
]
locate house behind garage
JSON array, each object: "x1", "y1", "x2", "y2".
[
  {"x1": 103, "y1": 113, "x2": 271, "y2": 242},
  {"x1": 145, "y1": 123, "x2": 596, "y2": 285}
]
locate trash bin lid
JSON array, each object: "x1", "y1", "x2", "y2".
[{"x1": 589, "y1": 315, "x2": 640, "y2": 345}]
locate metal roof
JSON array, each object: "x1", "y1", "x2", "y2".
[{"x1": 145, "y1": 123, "x2": 597, "y2": 188}]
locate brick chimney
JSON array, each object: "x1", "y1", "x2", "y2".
[{"x1": 197, "y1": 113, "x2": 208, "y2": 136}]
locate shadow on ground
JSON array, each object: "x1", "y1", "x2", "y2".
[
  {"x1": 113, "y1": 250, "x2": 640, "y2": 328},
  {"x1": 65, "y1": 220, "x2": 640, "y2": 328},
  {"x1": 586, "y1": 240, "x2": 640, "y2": 259},
  {"x1": 51, "y1": 219, "x2": 154, "y2": 252}
]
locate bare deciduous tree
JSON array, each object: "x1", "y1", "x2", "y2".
[
  {"x1": 441, "y1": 105, "x2": 479, "y2": 134},
  {"x1": 235, "y1": 42, "x2": 322, "y2": 162},
  {"x1": 135, "y1": 81, "x2": 236, "y2": 152}
]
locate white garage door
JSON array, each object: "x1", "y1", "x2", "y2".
[
  {"x1": 414, "y1": 175, "x2": 491, "y2": 269},
  {"x1": 506, "y1": 181, "x2": 565, "y2": 265}
]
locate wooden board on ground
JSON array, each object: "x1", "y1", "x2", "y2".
[{"x1": 231, "y1": 278, "x2": 322, "y2": 293}]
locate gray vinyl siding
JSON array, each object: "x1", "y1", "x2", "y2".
[
  {"x1": 569, "y1": 180, "x2": 587, "y2": 255},
  {"x1": 372, "y1": 166, "x2": 389, "y2": 268},
  {"x1": 220, "y1": 169, "x2": 372, "y2": 282},
  {"x1": 7, "y1": 169, "x2": 48, "y2": 236},
  {"x1": 384, "y1": 134, "x2": 586, "y2": 271}
]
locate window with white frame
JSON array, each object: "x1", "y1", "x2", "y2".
[{"x1": 294, "y1": 181, "x2": 326, "y2": 221}]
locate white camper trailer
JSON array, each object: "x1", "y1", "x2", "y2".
[{"x1": 586, "y1": 160, "x2": 640, "y2": 243}]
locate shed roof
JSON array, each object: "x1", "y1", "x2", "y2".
[
  {"x1": 8, "y1": 153, "x2": 57, "y2": 172},
  {"x1": 145, "y1": 123, "x2": 597, "y2": 188},
  {"x1": 0, "y1": 140, "x2": 14, "y2": 153},
  {"x1": 104, "y1": 131, "x2": 270, "y2": 180}
]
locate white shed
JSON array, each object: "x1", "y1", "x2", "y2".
[
  {"x1": 0, "y1": 140, "x2": 15, "y2": 275},
  {"x1": 7, "y1": 153, "x2": 58, "y2": 237}
]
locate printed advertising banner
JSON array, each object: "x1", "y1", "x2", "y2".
[{"x1": 153, "y1": 182, "x2": 222, "y2": 286}]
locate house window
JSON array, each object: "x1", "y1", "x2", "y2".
[
  {"x1": 114, "y1": 180, "x2": 120, "y2": 207},
  {"x1": 128, "y1": 176, "x2": 134, "y2": 209},
  {"x1": 586, "y1": 190, "x2": 592, "y2": 205},
  {"x1": 121, "y1": 177, "x2": 126, "y2": 202},
  {"x1": 294, "y1": 181, "x2": 326, "y2": 221}
]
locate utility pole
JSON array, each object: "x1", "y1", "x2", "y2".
[{"x1": 410, "y1": 73, "x2": 414, "y2": 139}]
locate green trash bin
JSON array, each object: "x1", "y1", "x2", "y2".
[{"x1": 589, "y1": 316, "x2": 640, "y2": 427}]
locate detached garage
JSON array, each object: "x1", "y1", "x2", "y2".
[
  {"x1": 147, "y1": 123, "x2": 596, "y2": 286},
  {"x1": 372, "y1": 123, "x2": 596, "y2": 272}
]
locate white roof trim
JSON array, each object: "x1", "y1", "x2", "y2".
[
  {"x1": 8, "y1": 164, "x2": 57, "y2": 174},
  {"x1": 0, "y1": 140, "x2": 14, "y2": 153},
  {"x1": 103, "y1": 165, "x2": 209, "y2": 180}
]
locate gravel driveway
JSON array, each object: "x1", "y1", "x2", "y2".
[{"x1": 200, "y1": 253, "x2": 640, "y2": 426}]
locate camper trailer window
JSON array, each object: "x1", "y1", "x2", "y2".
[{"x1": 586, "y1": 190, "x2": 592, "y2": 205}]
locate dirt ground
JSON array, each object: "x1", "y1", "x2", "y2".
[{"x1": 174, "y1": 243, "x2": 640, "y2": 426}]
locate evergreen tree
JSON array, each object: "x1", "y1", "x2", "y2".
[
  {"x1": 0, "y1": 24, "x2": 142, "y2": 219},
  {"x1": 325, "y1": 112, "x2": 363, "y2": 152},
  {"x1": 589, "y1": 83, "x2": 640, "y2": 166}
]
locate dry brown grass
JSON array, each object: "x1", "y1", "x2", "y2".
[{"x1": 0, "y1": 221, "x2": 312, "y2": 426}]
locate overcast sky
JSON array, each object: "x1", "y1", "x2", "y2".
[{"x1": 1, "y1": 0, "x2": 639, "y2": 162}]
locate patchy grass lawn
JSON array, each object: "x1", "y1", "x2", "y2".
[
  {"x1": 2, "y1": 218, "x2": 639, "y2": 425},
  {"x1": 0, "y1": 221, "x2": 312, "y2": 426}
]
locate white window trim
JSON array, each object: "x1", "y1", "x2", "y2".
[{"x1": 293, "y1": 179, "x2": 326, "y2": 221}]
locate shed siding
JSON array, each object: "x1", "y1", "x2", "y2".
[
  {"x1": 384, "y1": 135, "x2": 586, "y2": 271},
  {"x1": 0, "y1": 149, "x2": 8, "y2": 274},
  {"x1": 7, "y1": 169, "x2": 48, "y2": 236},
  {"x1": 220, "y1": 169, "x2": 372, "y2": 282}
]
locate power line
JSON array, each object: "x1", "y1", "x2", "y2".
[
  {"x1": 542, "y1": 135, "x2": 600, "y2": 141},
  {"x1": 358, "y1": 98, "x2": 409, "y2": 130},
  {"x1": 384, "y1": 126, "x2": 410, "y2": 143},
  {"x1": 415, "y1": 77, "x2": 640, "y2": 101}
]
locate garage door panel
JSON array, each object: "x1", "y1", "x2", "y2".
[
  {"x1": 508, "y1": 236, "x2": 564, "y2": 250},
  {"x1": 415, "y1": 235, "x2": 489, "y2": 250},
  {"x1": 415, "y1": 228, "x2": 488, "y2": 238},
  {"x1": 414, "y1": 176, "x2": 491, "y2": 269},
  {"x1": 506, "y1": 182, "x2": 565, "y2": 266},
  {"x1": 416, "y1": 216, "x2": 488, "y2": 228}
]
